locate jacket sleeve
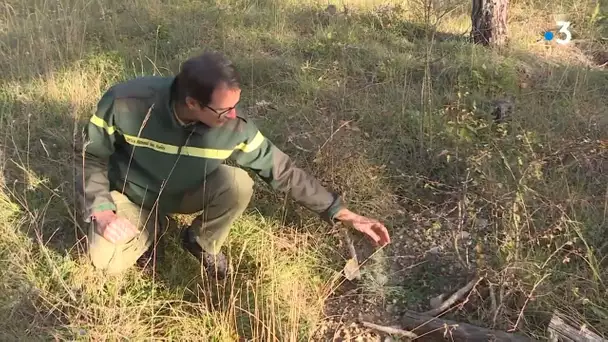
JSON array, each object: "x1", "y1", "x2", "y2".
[
  {"x1": 75, "y1": 90, "x2": 119, "y2": 222},
  {"x1": 230, "y1": 120, "x2": 345, "y2": 224}
]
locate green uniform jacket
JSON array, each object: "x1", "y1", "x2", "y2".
[{"x1": 77, "y1": 76, "x2": 344, "y2": 224}]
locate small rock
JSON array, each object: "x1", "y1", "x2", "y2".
[
  {"x1": 384, "y1": 337, "x2": 395, "y2": 342},
  {"x1": 428, "y1": 246, "x2": 441, "y2": 254},
  {"x1": 492, "y1": 98, "x2": 515, "y2": 122},
  {"x1": 460, "y1": 231, "x2": 471, "y2": 239}
]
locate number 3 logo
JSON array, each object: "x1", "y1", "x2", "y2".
[{"x1": 555, "y1": 21, "x2": 572, "y2": 45}]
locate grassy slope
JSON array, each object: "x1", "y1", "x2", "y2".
[{"x1": 1, "y1": 0, "x2": 606, "y2": 340}]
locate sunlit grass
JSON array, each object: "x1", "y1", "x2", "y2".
[{"x1": 1, "y1": 0, "x2": 606, "y2": 340}]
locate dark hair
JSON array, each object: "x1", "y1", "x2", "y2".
[{"x1": 173, "y1": 51, "x2": 240, "y2": 106}]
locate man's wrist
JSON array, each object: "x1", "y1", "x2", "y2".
[
  {"x1": 91, "y1": 209, "x2": 115, "y2": 220},
  {"x1": 91, "y1": 202, "x2": 117, "y2": 214},
  {"x1": 333, "y1": 208, "x2": 352, "y2": 222}
]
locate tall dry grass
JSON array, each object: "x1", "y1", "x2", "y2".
[{"x1": 1, "y1": 0, "x2": 606, "y2": 340}]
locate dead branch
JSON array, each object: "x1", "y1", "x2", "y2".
[
  {"x1": 493, "y1": 282, "x2": 507, "y2": 329},
  {"x1": 361, "y1": 321, "x2": 418, "y2": 339},
  {"x1": 341, "y1": 224, "x2": 358, "y2": 264},
  {"x1": 422, "y1": 277, "x2": 483, "y2": 316},
  {"x1": 338, "y1": 222, "x2": 361, "y2": 280},
  {"x1": 488, "y1": 282, "x2": 500, "y2": 329},
  {"x1": 547, "y1": 310, "x2": 606, "y2": 342},
  {"x1": 401, "y1": 311, "x2": 535, "y2": 342}
]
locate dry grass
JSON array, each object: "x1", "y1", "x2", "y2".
[{"x1": 1, "y1": 0, "x2": 607, "y2": 340}]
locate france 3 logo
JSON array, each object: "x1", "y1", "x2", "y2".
[{"x1": 543, "y1": 21, "x2": 572, "y2": 45}]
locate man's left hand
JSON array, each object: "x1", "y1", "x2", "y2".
[{"x1": 335, "y1": 208, "x2": 391, "y2": 247}]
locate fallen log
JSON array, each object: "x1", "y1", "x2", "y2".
[
  {"x1": 401, "y1": 311, "x2": 535, "y2": 342},
  {"x1": 547, "y1": 310, "x2": 606, "y2": 342}
]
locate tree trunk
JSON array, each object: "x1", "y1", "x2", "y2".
[{"x1": 471, "y1": 0, "x2": 509, "y2": 46}]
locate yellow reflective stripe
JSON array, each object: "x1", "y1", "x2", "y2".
[
  {"x1": 123, "y1": 135, "x2": 248, "y2": 160},
  {"x1": 235, "y1": 131, "x2": 265, "y2": 153},
  {"x1": 90, "y1": 116, "x2": 265, "y2": 159},
  {"x1": 124, "y1": 135, "x2": 180, "y2": 154},
  {"x1": 181, "y1": 145, "x2": 233, "y2": 159},
  {"x1": 89, "y1": 115, "x2": 116, "y2": 135}
]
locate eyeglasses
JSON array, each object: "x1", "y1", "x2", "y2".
[{"x1": 203, "y1": 101, "x2": 240, "y2": 119}]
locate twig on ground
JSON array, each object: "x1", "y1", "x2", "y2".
[
  {"x1": 287, "y1": 133, "x2": 313, "y2": 153},
  {"x1": 458, "y1": 276, "x2": 481, "y2": 311},
  {"x1": 422, "y1": 276, "x2": 483, "y2": 316},
  {"x1": 318, "y1": 119, "x2": 352, "y2": 152},
  {"x1": 508, "y1": 273, "x2": 550, "y2": 332},
  {"x1": 489, "y1": 283, "x2": 497, "y2": 328},
  {"x1": 361, "y1": 321, "x2": 419, "y2": 339},
  {"x1": 493, "y1": 282, "x2": 508, "y2": 330},
  {"x1": 454, "y1": 170, "x2": 471, "y2": 270},
  {"x1": 288, "y1": 141, "x2": 312, "y2": 153}
]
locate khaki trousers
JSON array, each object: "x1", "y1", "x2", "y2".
[{"x1": 87, "y1": 165, "x2": 254, "y2": 274}]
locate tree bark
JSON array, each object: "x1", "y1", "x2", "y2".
[{"x1": 471, "y1": 0, "x2": 509, "y2": 46}]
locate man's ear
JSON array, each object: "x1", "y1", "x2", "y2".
[{"x1": 184, "y1": 96, "x2": 199, "y2": 110}]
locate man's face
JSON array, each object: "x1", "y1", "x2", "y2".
[{"x1": 186, "y1": 83, "x2": 241, "y2": 127}]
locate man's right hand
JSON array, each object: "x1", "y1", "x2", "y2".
[{"x1": 92, "y1": 210, "x2": 140, "y2": 244}]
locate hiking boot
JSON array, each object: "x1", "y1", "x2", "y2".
[
  {"x1": 181, "y1": 228, "x2": 228, "y2": 281},
  {"x1": 136, "y1": 245, "x2": 155, "y2": 270}
]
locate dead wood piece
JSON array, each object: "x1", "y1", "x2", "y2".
[
  {"x1": 422, "y1": 277, "x2": 483, "y2": 316},
  {"x1": 548, "y1": 310, "x2": 607, "y2": 342},
  {"x1": 361, "y1": 321, "x2": 418, "y2": 339},
  {"x1": 338, "y1": 222, "x2": 361, "y2": 280},
  {"x1": 401, "y1": 311, "x2": 534, "y2": 342}
]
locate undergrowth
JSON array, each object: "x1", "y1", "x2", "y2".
[{"x1": 0, "y1": 0, "x2": 606, "y2": 340}]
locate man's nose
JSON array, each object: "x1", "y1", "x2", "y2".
[{"x1": 225, "y1": 108, "x2": 237, "y2": 119}]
